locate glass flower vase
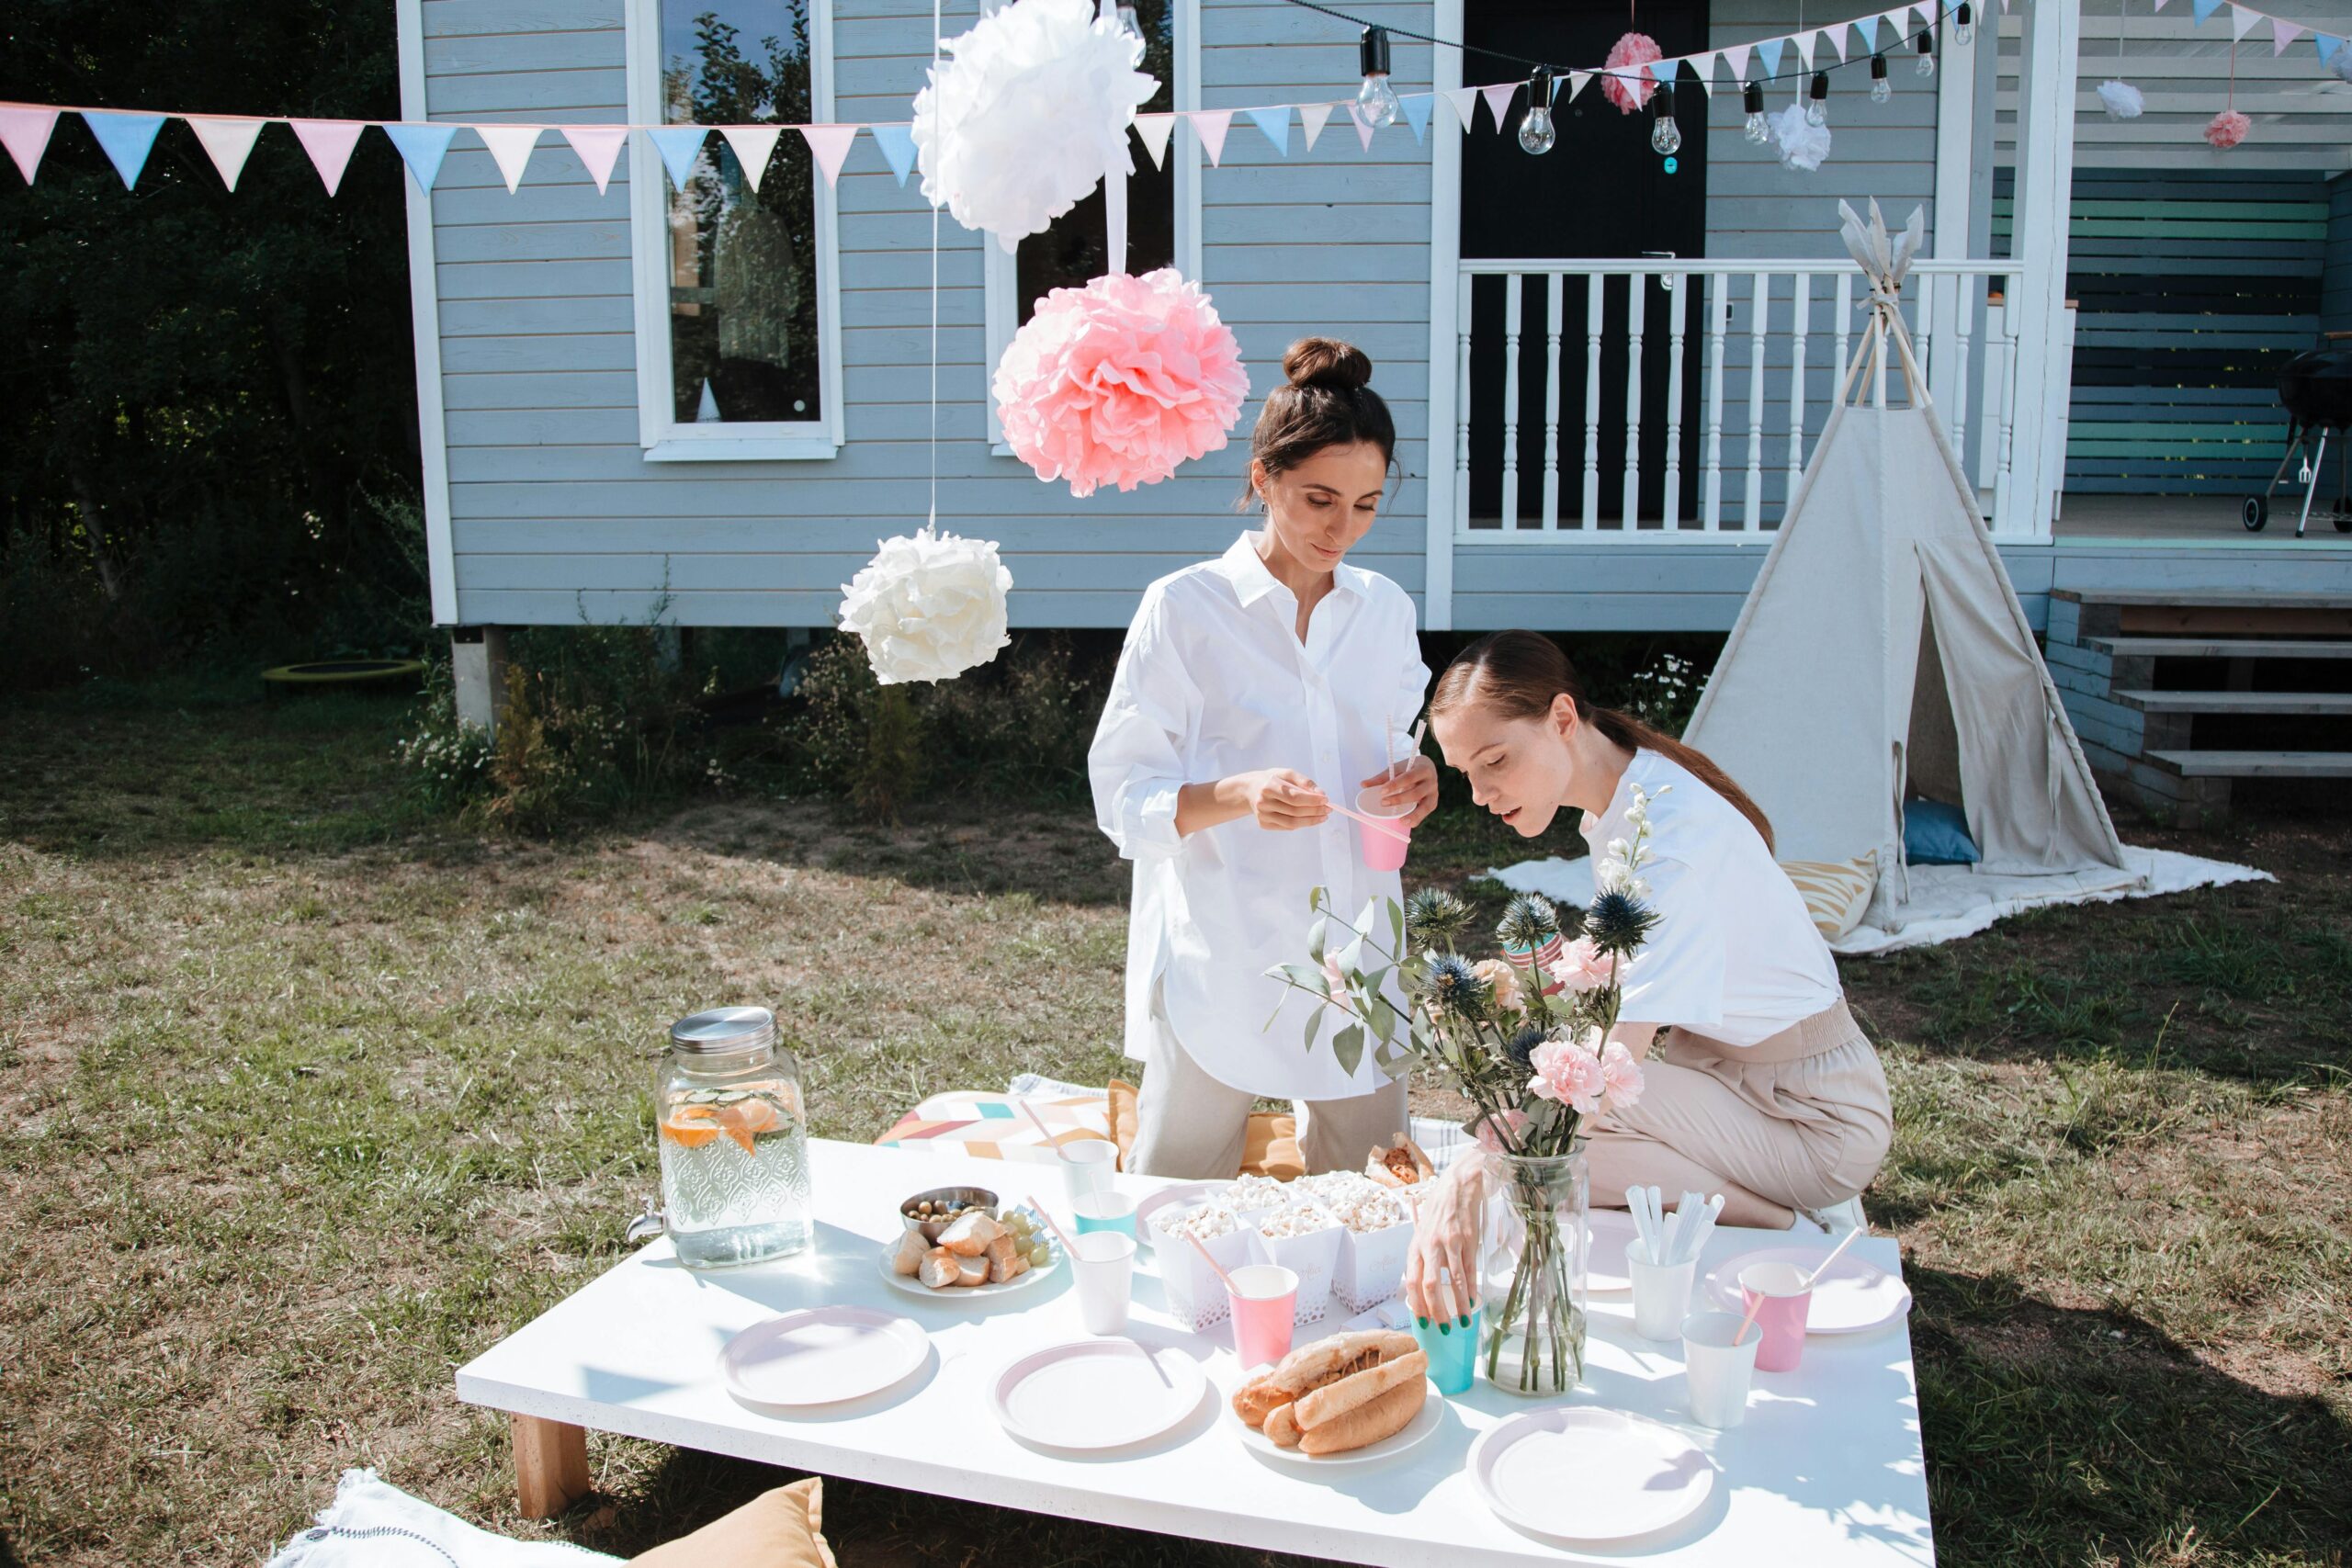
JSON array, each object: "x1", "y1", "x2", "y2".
[{"x1": 1480, "y1": 1145, "x2": 1589, "y2": 1397}]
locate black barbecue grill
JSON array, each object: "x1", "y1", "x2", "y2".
[{"x1": 2243, "y1": 344, "x2": 2352, "y2": 534}]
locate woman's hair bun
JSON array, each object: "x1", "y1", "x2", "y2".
[{"x1": 1283, "y1": 336, "x2": 1374, "y2": 391}]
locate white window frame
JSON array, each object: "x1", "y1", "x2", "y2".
[
  {"x1": 625, "y1": 0, "x2": 845, "y2": 462},
  {"x1": 981, "y1": 0, "x2": 1201, "y2": 451}
]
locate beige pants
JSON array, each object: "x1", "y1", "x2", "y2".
[
  {"x1": 1585, "y1": 1000, "x2": 1892, "y2": 1213},
  {"x1": 1130, "y1": 984, "x2": 1407, "y2": 1179}
]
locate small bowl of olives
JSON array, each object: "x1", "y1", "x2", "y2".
[{"x1": 901, "y1": 1186, "x2": 999, "y2": 1243}]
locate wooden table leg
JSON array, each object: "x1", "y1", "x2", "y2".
[{"x1": 512, "y1": 1413, "x2": 590, "y2": 1519}]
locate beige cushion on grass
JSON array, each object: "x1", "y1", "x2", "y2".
[
  {"x1": 628, "y1": 1477, "x2": 835, "y2": 1568},
  {"x1": 1781, "y1": 853, "x2": 1878, "y2": 940}
]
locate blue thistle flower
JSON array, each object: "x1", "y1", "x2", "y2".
[
  {"x1": 1586, "y1": 889, "x2": 1659, "y2": 956},
  {"x1": 1425, "y1": 953, "x2": 1492, "y2": 1016},
  {"x1": 1404, "y1": 887, "x2": 1475, "y2": 951},
  {"x1": 1494, "y1": 894, "x2": 1561, "y2": 954},
  {"x1": 1503, "y1": 1023, "x2": 1547, "y2": 1071}
]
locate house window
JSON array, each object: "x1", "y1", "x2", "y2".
[{"x1": 628, "y1": 0, "x2": 843, "y2": 460}]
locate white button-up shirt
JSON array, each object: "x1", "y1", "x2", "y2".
[{"x1": 1090, "y1": 533, "x2": 1430, "y2": 1100}]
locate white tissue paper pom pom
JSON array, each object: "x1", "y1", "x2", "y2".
[
  {"x1": 910, "y1": 0, "x2": 1158, "y2": 253},
  {"x1": 838, "y1": 526, "x2": 1013, "y2": 685},
  {"x1": 2097, "y1": 78, "x2": 2144, "y2": 119},
  {"x1": 1767, "y1": 103, "x2": 1830, "y2": 172}
]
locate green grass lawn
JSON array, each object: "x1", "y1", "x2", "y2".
[{"x1": 2, "y1": 688, "x2": 2346, "y2": 1567}]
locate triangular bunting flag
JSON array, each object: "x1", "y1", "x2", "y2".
[
  {"x1": 1442, "y1": 85, "x2": 1478, "y2": 130},
  {"x1": 475, "y1": 124, "x2": 540, "y2": 193},
  {"x1": 1757, "y1": 36, "x2": 1785, "y2": 76},
  {"x1": 1245, "y1": 104, "x2": 1291, "y2": 155},
  {"x1": 1190, "y1": 108, "x2": 1232, "y2": 166},
  {"x1": 0, "y1": 107, "x2": 58, "y2": 185},
  {"x1": 718, "y1": 125, "x2": 783, "y2": 191},
  {"x1": 1299, "y1": 102, "x2": 1334, "y2": 150},
  {"x1": 1647, "y1": 57, "x2": 1679, "y2": 85},
  {"x1": 2275, "y1": 18, "x2": 2306, "y2": 52},
  {"x1": 648, "y1": 125, "x2": 708, "y2": 191},
  {"x1": 1825, "y1": 25, "x2": 1850, "y2": 63},
  {"x1": 1479, "y1": 82, "x2": 1518, "y2": 130},
  {"x1": 870, "y1": 121, "x2": 919, "y2": 184},
  {"x1": 1793, "y1": 30, "x2": 1816, "y2": 71},
  {"x1": 2318, "y1": 33, "x2": 2345, "y2": 65},
  {"x1": 1722, "y1": 42, "x2": 1750, "y2": 81},
  {"x1": 85, "y1": 110, "x2": 166, "y2": 191},
  {"x1": 187, "y1": 116, "x2": 265, "y2": 193},
  {"x1": 2230, "y1": 4, "x2": 2259, "y2": 41},
  {"x1": 2190, "y1": 0, "x2": 2223, "y2": 23},
  {"x1": 1132, "y1": 112, "x2": 1174, "y2": 169},
  {"x1": 1910, "y1": 3, "x2": 1934, "y2": 28},
  {"x1": 387, "y1": 122, "x2": 460, "y2": 193},
  {"x1": 559, "y1": 126, "x2": 627, "y2": 194},
  {"x1": 1567, "y1": 71, "x2": 1592, "y2": 102},
  {"x1": 288, "y1": 119, "x2": 364, "y2": 196},
  {"x1": 1856, "y1": 14, "x2": 1880, "y2": 51},
  {"x1": 1399, "y1": 94, "x2": 1434, "y2": 144},
  {"x1": 1349, "y1": 103, "x2": 1376, "y2": 150},
  {"x1": 1882, "y1": 7, "x2": 1910, "y2": 46},
  {"x1": 798, "y1": 124, "x2": 856, "y2": 188},
  {"x1": 1692, "y1": 51, "x2": 1718, "y2": 95}
]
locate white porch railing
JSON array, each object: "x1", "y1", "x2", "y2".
[{"x1": 1452, "y1": 257, "x2": 2046, "y2": 540}]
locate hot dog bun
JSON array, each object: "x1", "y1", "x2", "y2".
[
  {"x1": 1263, "y1": 1402, "x2": 1302, "y2": 1448},
  {"x1": 1298, "y1": 1379, "x2": 1424, "y2": 1455},
  {"x1": 1295, "y1": 1348, "x2": 1427, "y2": 1428}
]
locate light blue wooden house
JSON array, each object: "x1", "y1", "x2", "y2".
[{"x1": 400, "y1": 0, "x2": 2352, "y2": 718}]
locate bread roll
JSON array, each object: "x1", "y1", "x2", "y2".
[
  {"x1": 939, "y1": 1211, "x2": 1005, "y2": 1258},
  {"x1": 1295, "y1": 1348, "x2": 1428, "y2": 1429},
  {"x1": 1263, "y1": 1402, "x2": 1302, "y2": 1449},
  {"x1": 891, "y1": 1231, "x2": 929, "y2": 1277},
  {"x1": 917, "y1": 1247, "x2": 962, "y2": 1290},
  {"x1": 953, "y1": 1253, "x2": 990, "y2": 1286},
  {"x1": 1299, "y1": 1380, "x2": 1423, "y2": 1455}
]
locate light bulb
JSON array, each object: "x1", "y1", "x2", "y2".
[
  {"x1": 1651, "y1": 111, "x2": 1681, "y2": 156},
  {"x1": 1520, "y1": 103, "x2": 1556, "y2": 154},
  {"x1": 1806, "y1": 71, "x2": 1828, "y2": 128},
  {"x1": 1357, "y1": 26, "x2": 1399, "y2": 129},
  {"x1": 1953, "y1": 2, "x2": 1974, "y2": 47},
  {"x1": 1916, "y1": 34, "x2": 1937, "y2": 77},
  {"x1": 1871, "y1": 55, "x2": 1891, "y2": 103},
  {"x1": 1743, "y1": 81, "x2": 1769, "y2": 143}
]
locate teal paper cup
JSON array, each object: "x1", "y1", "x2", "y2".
[
  {"x1": 1072, "y1": 1190, "x2": 1138, "y2": 1238},
  {"x1": 1412, "y1": 1306, "x2": 1478, "y2": 1395}
]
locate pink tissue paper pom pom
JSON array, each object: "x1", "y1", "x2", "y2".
[
  {"x1": 2205, "y1": 108, "x2": 2251, "y2": 150},
  {"x1": 1529, "y1": 1036, "x2": 1605, "y2": 1115},
  {"x1": 1603, "y1": 33, "x2": 1662, "y2": 114},
  {"x1": 992, "y1": 267, "x2": 1250, "y2": 498}
]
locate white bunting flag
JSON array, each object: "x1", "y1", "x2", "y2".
[
  {"x1": 1299, "y1": 101, "x2": 1334, "y2": 150},
  {"x1": 1692, "y1": 51, "x2": 1718, "y2": 95},
  {"x1": 1883, "y1": 8, "x2": 1910, "y2": 46},
  {"x1": 476, "y1": 124, "x2": 541, "y2": 193},
  {"x1": 1566, "y1": 71, "x2": 1592, "y2": 102},
  {"x1": 1350, "y1": 103, "x2": 1376, "y2": 150},
  {"x1": 1479, "y1": 82, "x2": 1518, "y2": 130},
  {"x1": 718, "y1": 125, "x2": 783, "y2": 191},
  {"x1": 1910, "y1": 2, "x2": 1934, "y2": 29},
  {"x1": 187, "y1": 116, "x2": 265, "y2": 192},
  {"x1": 1824, "y1": 24, "x2": 1849, "y2": 62},
  {"x1": 1722, "y1": 42, "x2": 1750, "y2": 81},
  {"x1": 2274, "y1": 17, "x2": 2306, "y2": 53},
  {"x1": 288, "y1": 119, "x2": 364, "y2": 197},
  {"x1": 2231, "y1": 4, "x2": 2260, "y2": 41},
  {"x1": 561, "y1": 126, "x2": 628, "y2": 194},
  {"x1": 1793, "y1": 29, "x2": 1817, "y2": 70},
  {"x1": 798, "y1": 124, "x2": 856, "y2": 187},
  {"x1": 1441, "y1": 85, "x2": 1478, "y2": 131},
  {"x1": 1134, "y1": 111, "x2": 1175, "y2": 169},
  {"x1": 1189, "y1": 108, "x2": 1232, "y2": 166}
]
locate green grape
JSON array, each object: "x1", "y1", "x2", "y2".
[{"x1": 1025, "y1": 1243, "x2": 1050, "y2": 1267}]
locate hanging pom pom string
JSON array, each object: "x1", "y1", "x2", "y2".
[
  {"x1": 2207, "y1": 26, "x2": 2250, "y2": 150},
  {"x1": 1100, "y1": 0, "x2": 1130, "y2": 275},
  {"x1": 2100, "y1": 0, "x2": 2143, "y2": 119}
]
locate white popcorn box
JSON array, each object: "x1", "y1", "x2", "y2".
[
  {"x1": 1243, "y1": 1224, "x2": 1346, "y2": 1325},
  {"x1": 1332, "y1": 1215, "x2": 1418, "y2": 1314},
  {"x1": 1150, "y1": 1211, "x2": 1255, "y2": 1331}
]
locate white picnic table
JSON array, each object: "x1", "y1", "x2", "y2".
[{"x1": 456, "y1": 1139, "x2": 1935, "y2": 1566}]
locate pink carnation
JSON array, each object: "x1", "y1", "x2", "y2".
[
  {"x1": 2204, "y1": 109, "x2": 2251, "y2": 151},
  {"x1": 1529, "y1": 1036, "x2": 1604, "y2": 1115},
  {"x1": 1472, "y1": 1108, "x2": 1530, "y2": 1153},
  {"x1": 1603, "y1": 33, "x2": 1662, "y2": 114},
  {"x1": 991, "y1": 267, "x2": 1250, "y2": 498},
  {"x1": 1546, "y1": 935, "x2": 1614, "y2": 994},
  {"x1": 1599, "y1": 1041, "x2": 1645, "y2": 1111}
]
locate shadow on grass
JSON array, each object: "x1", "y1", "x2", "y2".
[{"x1": 1909, "y1": 1263, "x2": 2352, "y2": 1566}]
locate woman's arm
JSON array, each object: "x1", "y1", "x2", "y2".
[{"x1": 1176, "y1": 771, "x2": 1331, "y2": 836}]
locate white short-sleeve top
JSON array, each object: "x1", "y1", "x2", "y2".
[
  {"x1": 1582, "y1": 749, "x2": 1842, "y2": 1047},
  {"x1": 1088, "y1": 532, "x2": 1430, "y2": 1100}
]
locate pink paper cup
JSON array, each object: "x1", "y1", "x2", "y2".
[
  {"x1": 1226, "y1": 1263, "x2": 1299, "y2": 1371},
  {"x1": 1738, "y1": 1261, "x2": 1814, "y2": 1372},
  {"x1": 1353, "y1": 785, "x2": 1411, "y2": 873}
]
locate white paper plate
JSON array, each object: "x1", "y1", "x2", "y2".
[
  {"x1": 1227, "y1": 1377, "x2": 1443, "y2": 1468},
  {"x1": 1133, "y1": 1181, "x2": 1220, "y2": 1253},
  {"x1": 1703, "y1": 1245, "x2": 1913, "y2": 1335},
  {"x1": 1586, "y1": 1208, "x2": 1635, "y2": 1296},
  {"x1": 1471, "y1": 1407, "x2": 1716, "y2": 1544},
  {"x1": 877, "y1": 1231, "x2": 1060, "y2": 1302},
  {"x1": 719, "y1": 1307, "x2": 928, "y2": 1407},
  {"x1": 989, "y1": 1339, "x2": 1207, "y2": 1451}
]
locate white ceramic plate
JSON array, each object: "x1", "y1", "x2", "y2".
[
  {"x1": 1470, "y1": 1406, "x2": 1716, "y2": 1544},
  {"x1": 989, "y1": 1340, "x2": 1207, "y2": 1451},
  {"x1": 719, "y1": 1307, "x2": 928, "y2": 1407},
  {"x1": 1227, "y1": 1377, "x2": 1444, "y2": 1469},
  {"x1": 1586, "y1": 1208, "x2": 1635, "y2": 1296},
  {"x1": 1133, "y1": 1181, "x2": 1221, "y2": 1254},
  {"x1": 877, "y1": 1226, "x2": 1060, "y2": 1302},
  {"x1": 1703, "y1": 1245, "x2": 1914, "y2": 1335}
]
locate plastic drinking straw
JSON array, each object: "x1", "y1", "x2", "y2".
[
  {"x1": 1187, "y1": 1231, "x2": 1240, "y2": 1293},
  {"x1": 1030, "y1": 1203, "x2": 1079, "y2": 1259},
  {"x1": 1798, "y1": 1224, "x2": 1865, "y2": 1291},
  {"x1": 1018, "y1": 1100, "x2": 1069, "y2": 1158},
  {"x1": 1325, "y1": 796, "x2": 1411, "y2": 840},
  {"x1": 1732, "y1": 1292, "x2": 1767, "y2": 1348}
]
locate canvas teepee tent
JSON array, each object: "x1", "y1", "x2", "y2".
[{"x1": 1683, "y1": 201, "x2": 2135, "y2": 937}]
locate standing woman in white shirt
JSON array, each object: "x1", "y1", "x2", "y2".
[
  {"x1": 1089, "y1": 338, "x2": 1438, "y2": 1179},
  {"x1": 1404, "y1": 631, "x2": 1892, "y2": 1320}
]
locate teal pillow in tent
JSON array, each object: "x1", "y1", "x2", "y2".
[{"x1": 1903, "y1": 799, "x2": 1981, "y2": 866}]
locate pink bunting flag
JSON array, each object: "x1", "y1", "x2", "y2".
[
  {"x1": 0, "y1": 106, "x2": 58, "y2": 185},
  {"x1": 561, "y1": 126, "x2": 628, "y2": 194},
  {"x1": 2152, "y1": 0, "x2": 2170, "y2": 9},
  {"x1": 1722, "y1": 41, "x2": 1750, "y2": 80},
  {"x1": 1298, "y1": 102, "x2": 1334, "y2": 150},
  {"x1": 1441, "y1": 86, "x2": 1478, "y2": 131},
  {"x1": 288, "y1": 119, "x2": 365, "y2": 197},
  {"x1": 2274, "y1": 17, "x2": 2305, "y2": 52},
  {"x1": 1882, "y1": 8, "x2": 1910, "y2": 45},
  {"x1": 187, "y1": 116, "x2": 265, "y2": 192},
  {"x1": 2231, "y1": 3, "x2": 2259, "y2": 40},
  {"x1": 719, "y1": 125, "x2": 783, "y2": 190},
  {"x1": 475, "y1": 124, "x2": 540, "y2": 193},
  {"x1": 1479, "y1": 82, "x2": 1518, "y2": 130},
  {"x1": 1134, "y1": 112, "x2": 1175, "y2": 169},
  {"x1": 1189, "y1": 108, "x2": 1232, "y2": 166},
  {"x1": 798, "y1": 124, "x2": 856, "y2": 188},
  {"x1": 1350, "y1": 103, "x2": 1376, "y2": 150},
  {"x1": 1910, "y1": 2, "x2": 1935, "y2": 28}
]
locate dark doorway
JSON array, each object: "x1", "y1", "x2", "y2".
[{"x1": 1463, "y1": 0, "x2": 1710, "y2": 528}]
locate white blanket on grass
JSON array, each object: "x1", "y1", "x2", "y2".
[
  {"x1": 1488, "y1": 846, "x2": 2270, "y2": 957},
  {"x1": 266, "y1": 1469, "x2": 617, "y2": 1568}
]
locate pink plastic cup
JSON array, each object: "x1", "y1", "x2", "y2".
[
  {"x1": 1738, "y1": 1260, "x2": 1814, "y2": 1372},
  {"x1": 1226, "y1": 1263, "x2": 1299, "y2": 1371},
  {"x1": 1353, "y1": 785, "x2": 1411, "y2": 873}
]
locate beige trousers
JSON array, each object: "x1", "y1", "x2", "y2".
[
  {"x1": 1129, "y1": 983, "x2": 1407, "y2": 1179},
  {"x1": 1584, "y1": 1000, "x2": 1892, "y2": 1213}
]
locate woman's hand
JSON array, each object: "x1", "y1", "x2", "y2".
[
  {"x1": 1363, "y1": 753, "x2": 1441, "y2": 830},
  {"x1": 1403, "y1": 1150, "x2": 1490, "y2": 1328},
  {"x1": 1235, "y1": 768, "x2": 1331, "y2": 830}
]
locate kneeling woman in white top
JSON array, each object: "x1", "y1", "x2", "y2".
[
  {"x1": 1408, "y1": 631, "x2": 1891, "y2": 1313},
  {"x1": 1089, "y1": 338, "x2": 1437, "y2": 1179}
]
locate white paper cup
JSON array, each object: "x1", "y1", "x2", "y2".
[
  {"x1": 1627, "y1": 1238, "x2": 1698, "y2": 1342},
  {"x1": 1060, "y1": 1138, "x2": 1119, "y2": 1205},
  {"x1": 1681, "y1": 1309, "x2": 1761, "y2": 1429},
  {"x1": 1069, "y1": 1231, "x2": 1136, "y2": 1335}
]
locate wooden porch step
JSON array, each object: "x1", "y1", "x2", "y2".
[
  {"x1": 2114, "y1": 689, "x2": 2352, "y2": 716},
  {"x1": 2144, "y1": 750, "x2": 2352, "y2": 779},
  {"x1": 2052, "y1": 588, "x2": 2352, "y2": 637},
  {"x1": 2054, "y1": 591, "x2": 2352, "y2": 609},
  {"x1": 2086, "y1": 637, "x2": 2352, "y2": 660}
]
